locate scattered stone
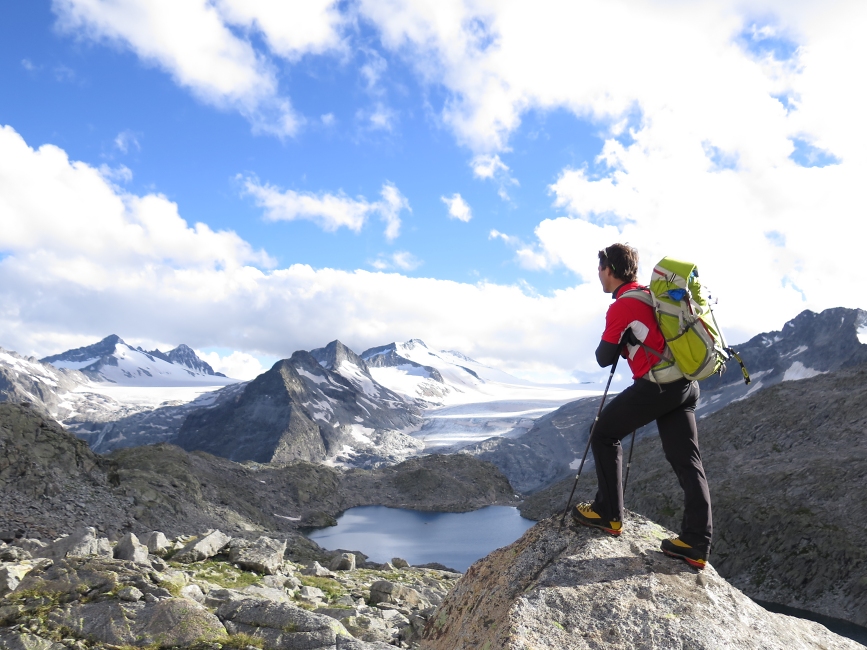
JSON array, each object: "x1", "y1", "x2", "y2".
[
  {"x1": 39, "y1": 527, "x2": 111, "y2": 560},
  {"x1": 243, "y1": 585, "x2": 290, "y2": 603},
  {"x1": 261, "y1": 574, "x2": 290, "y2": 589},
  {"x1": 149, "y1": 555, "x2": 168, "y2": 571},
  {"x1": 180, "y1": 584, "x2": 205, "y2": 603},
  {"x1": 113, "y1": 532, "x2": 149, "y2": 564},
  {"x1": 0, "y1": 564, "x2": 34, "y2": 597},
  {"x1": 298, "y1": 585, "x2": 326, "y2": 603},
  {"x1": 172, "y1": 529, "x2": 230, "y2": 563},
  {"x1": 391, "y1": 557, "x2": 409, "y2": 569},
  {"x1": 330, "y1": 552, "x2": 357, "y2": 572},
  {"x1": 0, "y1": 629, "x2": 65, "y2": 649},
  {"x1": 380, "y1": 561, "x2": 395, "y2": 571},
  {"x1": 13, "y1": 540, "x2": 48, "y2": 557},
  {"x1": 302, "y1": 560, "x2": 334, "y2": 577},
  {"x1": 229, "y1": 535, "x2": 286, "y2": 575},
  {"x1": 368, "y1": 580, "x2": 423, "y2": 607},
  {"x1": 116, "y1": 586, "x2": 143, "y2": 602},
  {"x1": 142, "y1": 531, "x2": 169, "y2": 555},
  {"x1": 0, "y1": 546, "x2": 30, "y2": 562}
]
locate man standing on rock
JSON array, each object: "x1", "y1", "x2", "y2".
[{"x1": 571, "y1": 243, "x2": 712, "y2": 570}]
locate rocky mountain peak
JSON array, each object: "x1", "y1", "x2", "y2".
[
  {"x1": 40, "y1": 334, "x2": 124, "y2": 365},
  {"x1": 309, "y1": 340, "x2": 368, "y2": 373},
  {"x1": 162, "y1": 343, "x2": 220, "y2": 376}
]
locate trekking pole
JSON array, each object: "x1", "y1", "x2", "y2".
[
  {"x1": 622, "y1": 429, "x2": 637, "y2": 495},
  {"x1": 559, "y1": 348, "x2": 621, "y2": 530}
]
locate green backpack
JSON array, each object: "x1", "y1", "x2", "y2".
[{"x1": 621, "y1": 257, "x2": 750, "y2": 384}]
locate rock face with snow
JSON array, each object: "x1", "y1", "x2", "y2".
[
  {"x1": 41, "y1": 334, "x2": 235, "y2": 386},
  {"x1": 176, "y1": 349, "x2": 422, "y2": 466},
  {"x1": 420, "y1": 514, "x2": 864, "y2": 650},
  {"x1": 520, "y1": 360, "x2": 867, "y2": 630}
]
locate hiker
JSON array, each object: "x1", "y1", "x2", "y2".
[{"x1": 571, "y1": 243, "x2": 712, "y2": 569}]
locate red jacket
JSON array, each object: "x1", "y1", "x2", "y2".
[{"x1": 601, "y1": 282, "x2": 667, "y2": 379}]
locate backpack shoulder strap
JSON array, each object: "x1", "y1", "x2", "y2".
[{"x1": 616, "y1": 287, "x2": 675, "y2": 365}]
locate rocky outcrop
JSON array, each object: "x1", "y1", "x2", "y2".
[
  {"x1": 420, "y1": 514, "x2": 864, "y2": 650},
  {"x1": 1, "y1": 528, "x2": 460, "y2": 649},
  {"x1": 520, "y1": 361, "x2": 867, "y2": 629}
]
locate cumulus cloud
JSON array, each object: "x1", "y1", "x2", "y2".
[
  {"x1": 370, "y1": 251, "x2": 422, "y2": 271},
  {"x1": 470, "y1": 154, "x2": 518, "y2": 200},
  {"x1": 51, "y1": 0, "x2": 323, "y2": 136},
  {"x1": 0, "y1": 125, "x2": 610, "y2": 382},
  {"x1": 196, "y1": 349, "x2": 269, "y2": 380},
  {"x1": 441, "y1": 193, "x2": 472, "y2": 222},
  {"x1": 243, "y1": 178, "x2": 409, "y2": 240}
]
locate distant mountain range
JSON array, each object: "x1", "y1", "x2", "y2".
[
  {"x1": 40, "y1": 334, "x2": 233, "y2": 385},
  {"x1": 2, "y1": 307, "x2": 866, "y2": 487}
]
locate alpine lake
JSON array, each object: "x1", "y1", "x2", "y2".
[{"x1": 305, "y1": 505, "x2": 535, "y2": 573}]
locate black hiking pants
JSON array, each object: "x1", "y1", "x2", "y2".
[{"x1": 590, "y1": 377, "x2": 712, "y2": 550}]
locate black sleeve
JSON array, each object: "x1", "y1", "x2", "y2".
[{"x1": 595, "y1": 339, "x2": 620, "y2": 368}]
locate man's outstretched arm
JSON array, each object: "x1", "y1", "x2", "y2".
[{"x1": 595, "y1": 339, "x2": 620, "y2": 367}]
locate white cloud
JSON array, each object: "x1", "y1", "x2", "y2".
[
  {"x1": 441, "y1": 193, "x2": 472, "y2": 222},
  {"x1": 370, "y1": 250, "x2": 422, "y2": 271},
  {"x1": 196, "y1": 349, "x2": 269, "y2": 380},
  {"x1": 243, "y1": 177, "x2": 409, "y2": 240},
  {"x1": 0, "y1": 125, "x2": 610, "y2": 382},
  {"x1": 98, "y1": 163, "x2": 133, "y2": 184},
  {"x1": 321, "y1": 113, "x2": 336, "y2": 126},
  {"x1": 52, "y1": 0, "x2": 310, "y2": 137},
  {"x1": 214, "y1": 0, "x2": 344, "y2": 60},
  {"x1": 470, "y1": 154, "x2": 518, "y2": 200},
  {"x1": 114, "y1": 130, "x2": 140, "y2": 153}
]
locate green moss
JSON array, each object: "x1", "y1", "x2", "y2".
[
  {"x1": 552, "y1": 621, "x2": 565, "y2": 630},
  {"x1": 221, "y1": 632, "x2": 266, "y2": 648},
  {"x1": 299, "y1": 576, "x2": 344, "y2": 600},
  {"x1": 187, "y1": 560, "x2": 261, "y2": 589}
]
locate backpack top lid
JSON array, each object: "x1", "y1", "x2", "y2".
[{"x1": 650, "y1": 256, "x2": 709, "y2": 314}]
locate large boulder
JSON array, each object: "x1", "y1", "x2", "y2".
[
  {"x1": 48, "y1": 598, "x2": 227, "y2": 647},
  {"x1": 218, "y1": 598, "x2": 352, "y2": 648},
  {"x1": 368, "y1": 580, "x2": 423, "y2": 607},
  {"x1": 39, "y1": 527, "x2": 111, "y2": 560},
  {"x1": 329, "y1": 553, "x2": 356, "y2": 572},
  {"x1": 0, "y1": 564, "x2": 35, "y2": 597},
  {"x1": 421, "y1": 513, "x2": 866, "y2": 650},
  {"x1": 113, "y1": 532, "x2": 150, "y2": 564},
  {"x1": 0, "y1": 630, "x2": 65, "y2": 649},
  {"x1": 142, "y1": 531, "x2": 169, "y2": 555},
  {"x1": 172, "y1": 530, "x2": 230, "y2": 563},
  {"x1": 229, "y1": 536, "x2": 286, "y2": 575}
]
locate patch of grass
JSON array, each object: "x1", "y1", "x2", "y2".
[
  {"x1": 299, "y1": 576, "x2": 344, "y2": 600},
  {"x1": 552, "y1": 621, "x2": 565, "y2": 631},
  {"x1": 189, "y1": 560, "x2": 261, "y2": 590},
  {"x1": 222, "y1": 632, "x2": 266, "y2": 648}
]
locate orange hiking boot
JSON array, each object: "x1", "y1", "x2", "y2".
[
  {"x1": 661, "y1": 537, "x2": 708, "y2": 569},
  {"x1": 571, "y1": 502, "x2": 622, "y2": 536}
]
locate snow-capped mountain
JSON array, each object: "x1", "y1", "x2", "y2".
[
  {"x1": 175, "y1": 349, "x2": 422, "y2": 467},
  {"x1": 41, "y1": 335, "x2": 236, "y2": 387},
  {"x1": 358, "y1": 339, "x2": 598, "y2": 451}
]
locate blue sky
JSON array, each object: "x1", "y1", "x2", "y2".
[{"x1": 0, "y1": 1, "x2": 864, "y2": 381}]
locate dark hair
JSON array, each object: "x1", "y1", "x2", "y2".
[{"x1": 598, "y1": 243, "x2": 639, "y2": 282}]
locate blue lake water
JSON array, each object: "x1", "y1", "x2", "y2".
[{"x1": 305, "y1": 505, "x2": 535, "y2": 572}]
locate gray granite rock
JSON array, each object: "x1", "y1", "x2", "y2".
[
  {"x1": 48, "y1": 598, "x2": 227, "y2": 647},
  {"x1": 218, "y1": 598, "x2": 352, "y2": 649},
  {"x1": 0, "y1": 563, "x2": 34, "y2": 597},
  {"x1": 303, "y1": 560, "x2": 334, "y2": 577},
  {"x1": 229, "y1": 535, "x2": 286, "y2": 575},
  {"x1": 39, "y1": 527, "x2": 111, "y2": 560},
  {"x1": 142, "y1": 530, "x2": 169, "y2": 555},
  {"x1": 421, "y1": 513, "x2": 866, "y2": 650},
  {"x1": 113, "y1": 532, "x2": 149, "y2": 564},
  {"x1": 329, "y1": 552, "x2": 356, "y2": 572},
  {"x1": 173, "y1": 529, "x2": 230, "y2": 563},
  {"x1": 0, "y1": 630, "x2": 65, "y2": 650}
]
